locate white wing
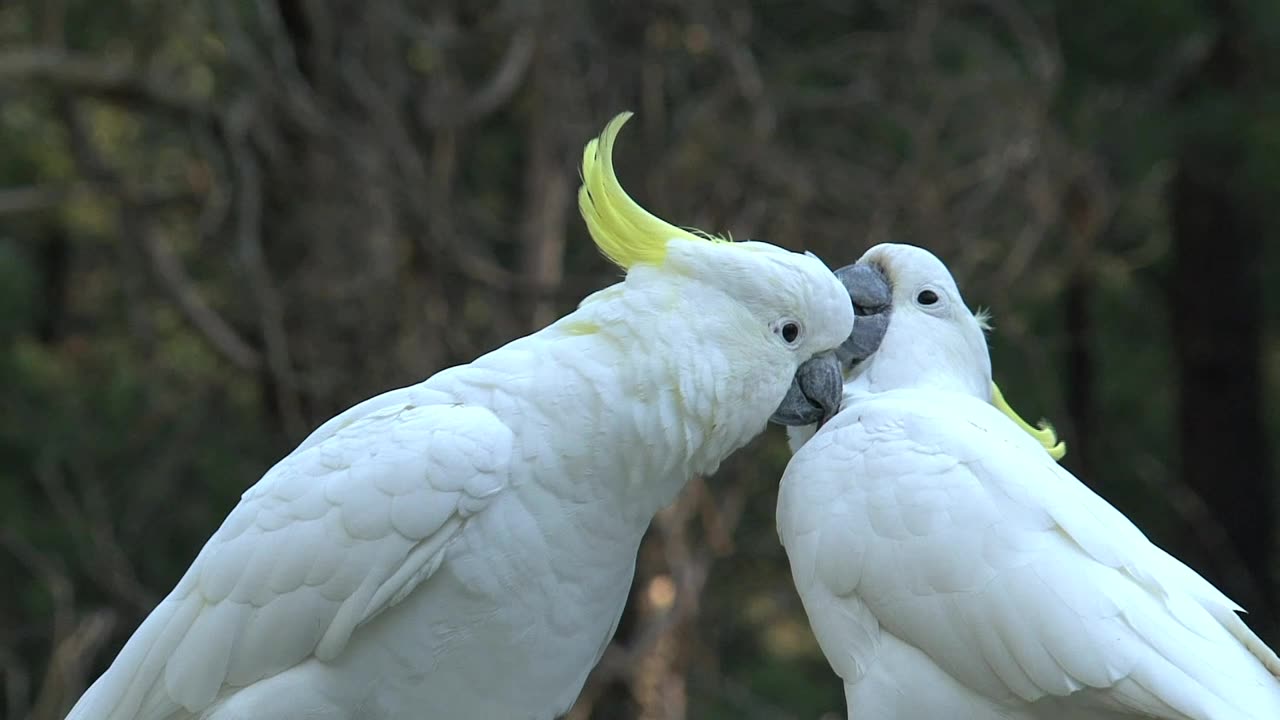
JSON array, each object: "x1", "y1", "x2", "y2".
[
  {"x1": 68, "y1": 397, "x2": 513, "y2": 720},
  {"x1": 779, "y1": 389, "x2": 1280, "y2": 720}
]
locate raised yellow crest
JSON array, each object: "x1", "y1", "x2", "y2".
[{"x1": 578, "y1": 112, "x2": 712, "y2": 270}]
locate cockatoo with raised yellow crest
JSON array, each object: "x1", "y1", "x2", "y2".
[
  {"x1": 66, "y1": 113, "x2": 859, "y2": 720},
  {"x1": 778, "y1": 242, "x2": 1280, "y2": 719}
]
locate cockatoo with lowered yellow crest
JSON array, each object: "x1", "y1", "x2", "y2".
[
  {"x1": 777, "y1": 242, "x2": 1280, "y2": 719},
  {"x1": 66, "y1": 113, "x2": 857, "y2": 720}
]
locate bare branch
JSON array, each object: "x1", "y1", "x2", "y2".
[
  {"x1": 0, "y1": 185, "x2": 71, "y2": 215},
  {"x1": 0, "y1": 184, "x2": 199, "y2": 218},
  {"x1": 0, "y1": 48, "x2": 216, "y2": 126},
  {"x1": 140, "y1": 228, "x2": 265, "y2": 371},
  {"x1": 226, "y1": 98, "x2": 306, "y2": 437},
  {"x1": 27, "y1": 610, "x2": 116, "y2": 720},
  {"x1": 959, "y1": 0, "x2": 1060, "y2": 88},
  {"x1": 54, "y1": 97, "x2": 264, "y2": 374},
  {"x1": 419, "y1": 26, "x2": 537, "y2": 129}
]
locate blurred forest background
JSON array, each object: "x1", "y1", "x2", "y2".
[{"x1": 1, "y1": 0, "x2": 1278, "y2": 718}]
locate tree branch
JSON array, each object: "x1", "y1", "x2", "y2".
[
  {"x1": 226, "y1": 98, "x2": 306, "y2": 437},
  {"x1": 0, "y1": 48, "x2": 217, "y2": 126},
  {"x1": 0, "y1": 185, "x2": 71, "y2": 215},
  {"x1": 56, "y1": 98, "x2": 263, "y2": 375},
  {"x1": 419, "y1": 26, "x2": 537, "y2": 129},
  {"x1": 139, "y1": 228, "x2": 264, "y2": 371}
]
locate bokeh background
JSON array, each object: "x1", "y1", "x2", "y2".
[{"x1": 1, "y1": 1, "x2": 1278, "y2": 718}]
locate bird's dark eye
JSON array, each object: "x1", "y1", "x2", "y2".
[
  {"x1": 781, "y1": 322, "x2": 800, "y2": 343},
  {"x1": 916, "y1": 289, "x2": 939, "y2": 306}
]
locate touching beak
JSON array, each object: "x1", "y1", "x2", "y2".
[
  {"x1": 768, "y1": 352, "x2": 844, "y2": 427},
  {"x1": 834, "y1": 263, "x2": 891, "y2": 369},
  {"x1": 769, "y1": 261, "x2": 894, "y2": 429}
]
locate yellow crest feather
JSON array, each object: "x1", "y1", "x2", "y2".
[
  {"x1": 578, "y1": 112, "x2": 711, "y2": 269},
  {"x1": 991, "y1": 382, "x2": 1067, "y2": 462}
]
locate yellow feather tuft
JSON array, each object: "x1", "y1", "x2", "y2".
[
  {"x1": 578, "y1": 112, "x2": 714, "y2": 269},
  {"x1": 561, "y1": 320, "x2": 601, "y2": 336},
  {"x1": 991, "y1": 382, "x2": 1067, "y2": 462}
]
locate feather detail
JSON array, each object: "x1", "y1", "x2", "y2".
[{"x1": 577, "y1": 112, "x2": 717, "y2": 270}]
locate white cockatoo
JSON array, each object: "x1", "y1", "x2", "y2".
[
  {"x1": 67, "y1": 113, "x2": 857, "y2": 720},
  {"x1": 777, "y1": 242, "x2": 1280, "y2": 719}
]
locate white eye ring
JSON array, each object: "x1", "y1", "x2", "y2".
[
  {"x1": 914, "y1": 285, "x2": 947, "y2": 312},
  {"x1": 773, "y1": 318, "x2": 803, "y2": 346}
]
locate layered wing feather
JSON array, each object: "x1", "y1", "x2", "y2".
[
  {"x1": 779, "y1": 389, "x2": 1280, "y2": 720},
  {"x1": 67, "y1": 398, "x2": 513, "y2": 720}
]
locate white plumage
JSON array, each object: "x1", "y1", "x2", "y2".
[
  {"x1": 779, "y1": 243, "x2": 1280, "y2": 719},
  {"x1": 67, "y1": 114, "x2": 857, "y2": 720}
]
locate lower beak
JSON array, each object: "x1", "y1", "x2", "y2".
[{"x1": 768, "y1": 352, "x2": 844, "y2": 427}]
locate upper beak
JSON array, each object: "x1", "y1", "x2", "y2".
[
  {"x1": 768, "y1": 352, "x2": 844, "y2": 427},
  {"x1": 834, "y1": 263, "x2": 891, "y2": 369}
]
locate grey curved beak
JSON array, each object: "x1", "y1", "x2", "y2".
[
  {"x1": 768, "y1": 261, "x2": 893, "y2": 428},
  {"x1": 769, "y1": 352, "x2": 843, "y2": 427},
  {"x1": 834, "y1": 263, "x2": 891, "y2": 369}
]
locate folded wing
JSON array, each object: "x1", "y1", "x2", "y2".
[
  {"x1": 68, "y1": 400, "x2": 513, "y2": 720},
  {"x1": 780, "y1": 390, "x2": 1280, "y2": 720}
]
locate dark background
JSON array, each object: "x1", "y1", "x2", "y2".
[{"x1": 1, "y1": 1, "x2": 1277, "y2": 718}]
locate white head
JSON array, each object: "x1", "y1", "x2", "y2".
[
  {"x1": 788, "y1": 242, "x2": 1065, "y2": 461},
  {"x1": 578, "y1": 113, "x2": 856, "y2": 432},
  {"x1": 838, "y1": 243, "x2": 992, "y2": 399}
]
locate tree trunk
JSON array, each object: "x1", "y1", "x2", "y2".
[
  {"x1": 1168, "y1": 7, "x2": 1274, "y2": 635},
  {"x1": 520, "y1": 26, "x2": 573, "y2": 332}
]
